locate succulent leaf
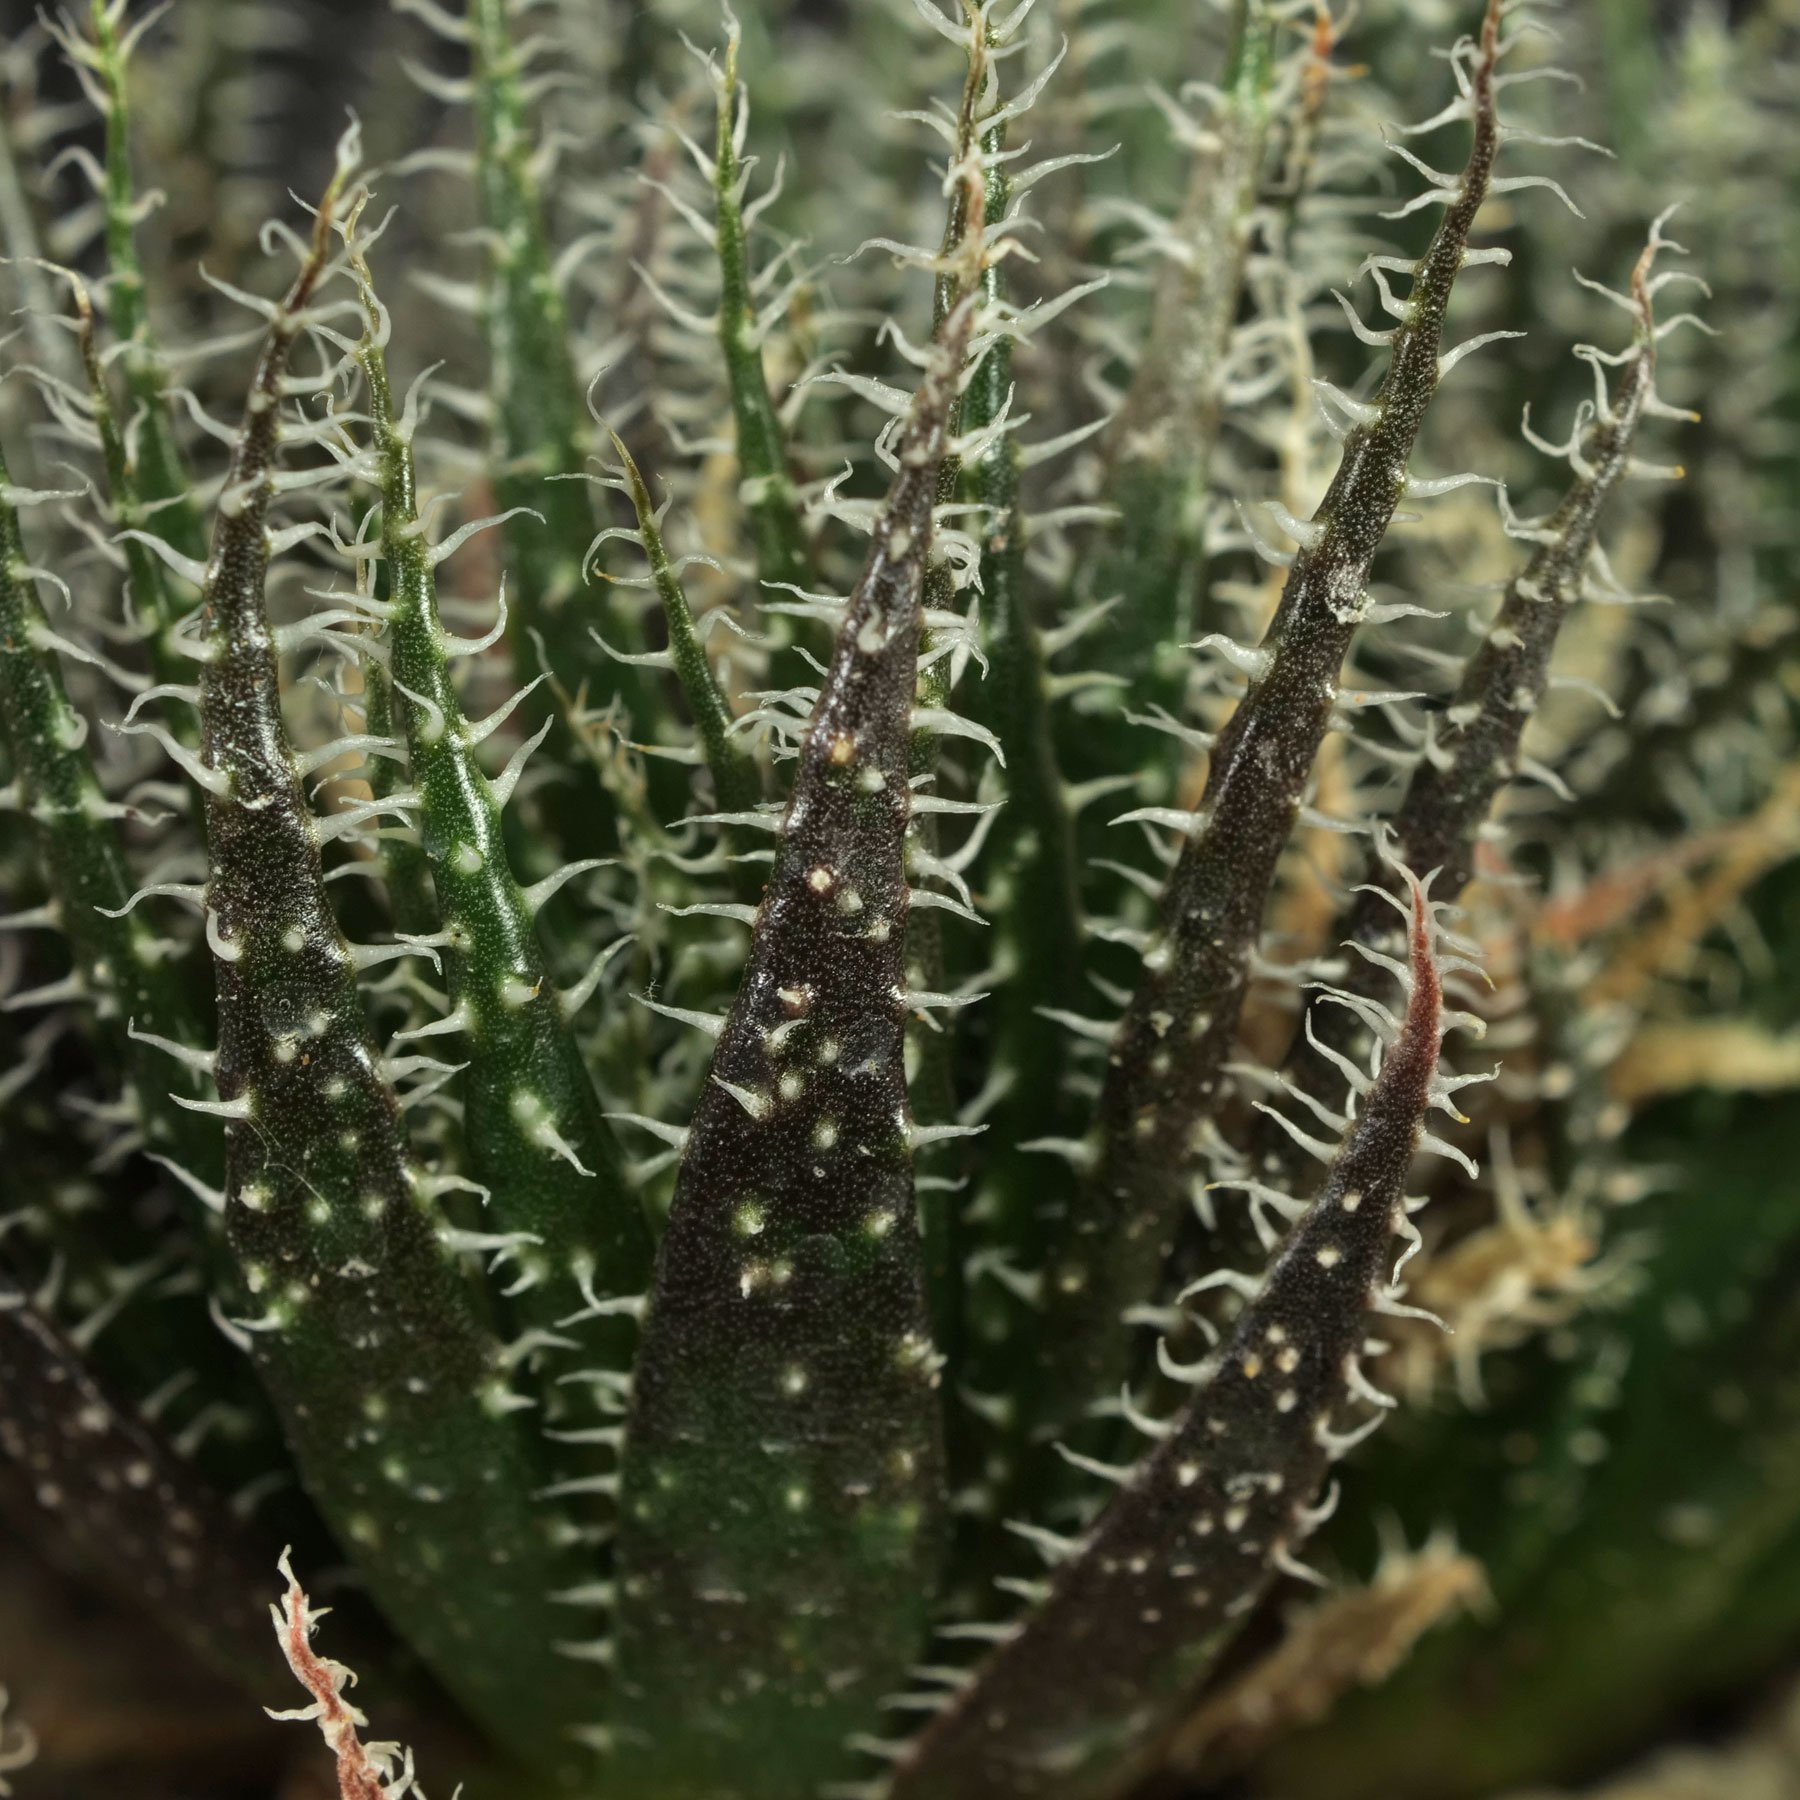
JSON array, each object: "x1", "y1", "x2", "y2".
[
  {"x1": 190, "y1": 144, "x2": 607, "y2": 1773},
  {"x1": 610, "y1": 286, "x2": 978, "y2": 1800},
  {"x1": 350, "y1": 218, "x2": 655, "y2": 1360},
  {"x1": 464, "y1": 0, "x2": 656, "y2": 753},
  {"x1": 1243, "y1": 218, "x2": 1678, "y2": 1210},
  {"x1": 609, "y1": 431, "x2": 763, "y2": 824},
  {"x1": 953, "y1": 45, "x2": 1091, "y2": 1538},
  {"x1": 711, "y1": 26, "x2": 812, "y2": 598},
  {"x1": 899, "y1": 10, "x2": 1006, "y2": 1374},
  {"x1": 0, "y1": 450, "x2": 219, "y2": 1193},
  {"x1": 0, "y1": 1279, "x2": 281, "y2": 1685},
  {"x1": 359, "y1": 655, "x2": 441, "y2": 940},
  {"x1": 0, "y1": 3, "x2": 1784, "y2": 1796},
  {"x1": 1084, "y1": 0, "x2": 1275, "y2": 763},
  {"x1": 84, "y1": 0, "x2": 208, "y2": 567},
  {"x1": 1267, "y1": 1085, "x2": 1800, "y2": 1800},
  {"x1": 893, "y1": 878, "x2": 1465, "y2": 1800},
  {"x1": 1038, "y1": 0, "x2": 1508, "y2": 1444}
]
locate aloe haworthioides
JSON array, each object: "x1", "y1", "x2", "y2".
[
  {"x1": 711, "y1": 23, "x2": 812, "y2": 599},
  {"x1": 461, "y1": 0, "x2": 663, "y2": 762},
  {"x1": 0, "y1": 450, "x2": 218, "y2": 1195},
  {"x1": 74, "y1": 0, "x2": 207, "y2": 566},
  {"x1": 611, "y1": 284, "x2": 978, "y2": 1800},
  {"x1": 1239, "y1": 219, "x2": 1685, "y2": 1218},
  {"x1": 606, "y1": 430, "x2": 763, "y2": 826},
  {"x1": 0, "y1": 457, "x2": 284, "y2": 1492},
  {"x1": 1264, "y1": 1081, "x2": 1800, "y2": 1800},
  {"x1": 186, "y1": 140, "x2": 609, "y2": 1772},
  {"x1": 892, "y1": 879, "x2": 1473, "y2": 1800},
  {"x1": 1077, "y1": 0, "x2": 1275, "y2": 798},
  {"x1": 1037, "y1": 0, "x2": 1511, "y2": 1442},
  {"x1": 345, "y1": 215, "x2": 655, "y2": 1412},
  {"x1": 0, "y1": 3, "x2": 1784, "y2": 1798},
  {"x1": 0, "y1": 1282, "x2": 280, "y2": 1683},
  {"x1": 945, "y1": 4, "x2": 1096, "y2": 1551}
]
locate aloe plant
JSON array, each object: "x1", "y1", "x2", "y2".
[{"x1": 1, "y1": 3, "x2": 1795, "y2": 1800}]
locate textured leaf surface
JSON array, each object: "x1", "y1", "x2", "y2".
[
  {"x1": 956, "y1": 102, "x2": 1089, "y2": 1540},
  {"x1": 353, "y1": 243, "x2": 654, "y2": 1384},
  {"x1": 193, "y1": 169, "x2": 603, "y2": 1775},
  {"x1": 1081, "y1": 0, "x2": 1274, "y2": 778},
  {"x1": 1247, "y1": 225, "x2": 1669, "y2": 1203},
  {"x1": 86, "y1": 0, "x2": 207, "y2": 568},
  {"x1": 611, "y1": 297, "x2": 975, "y2": 1800},
  {"x1": 0, "y1": 1284, "x2": 279, "y2": 1686},
  {"x1": 612, "y1": 432, "x2": 762, "y2": 822},
  {"x1": 0, "y1": 454, "x2": 218, "y2": 1193},
  {"x1": 893, "y1": 885, "x2": 1453, "y2": 1800},
  {"x1": 1266, "y1": 1089, "x2": 1800, "y2": 1800},
  {"x1": 467, "y1": 0, "x2": 655, "y2": 758},
  {"x1": 1039, "y1": 0, "x2": 1506, "y2": 1441},
  {"x1": 712, "y1": 31, "x2": 811, "y2": 598}
]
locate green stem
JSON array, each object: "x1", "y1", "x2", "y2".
[
  {"x1": 609, "y1": 432, "x2": 762, "y2": 824},
  {"x1": 468, "y1": 0, "x2": 659, "y2": 764}
]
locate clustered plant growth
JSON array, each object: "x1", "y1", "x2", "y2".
[{"x1": 0, "y1": 1, "x2": 1795, "y2": 1798}]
